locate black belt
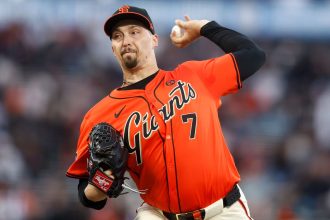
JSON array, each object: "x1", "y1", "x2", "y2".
[{"x1": 163, "y1": 185, "x2": 240, "y2": 220}]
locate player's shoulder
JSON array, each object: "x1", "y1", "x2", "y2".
[
  {"x1": 177, "y1": 60, "x2": 207, "y2": 70},
  {"x1": 83, "y1": 95, "x2": 112, "y2": 120},
  {"x1": 170, "y1": 60, "x2": 206, "y2": 76},
  {"x1": 174, "y1": 55, "x2": 231, "y2": 73},
  {"x1": 178, "y1": 60, "x2": 203, "y2": 68}
]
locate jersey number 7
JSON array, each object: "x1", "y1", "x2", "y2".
[{"x1": 181, "y1": 113, "x2": 197, "y2": 139}]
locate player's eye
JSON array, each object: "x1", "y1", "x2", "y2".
[
  {"x1": 130, "y1": 29, "x2": 140, "y2": 35},
  {"x1": 112, "y1": 32, "x2": 122, "y2": 40}
]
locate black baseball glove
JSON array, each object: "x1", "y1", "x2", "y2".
[{"x1": 87, "y1": 122, "x2": 128, "y2": 198}]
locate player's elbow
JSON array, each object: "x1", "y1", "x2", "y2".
[
  {"x1": 244, "y1": 47, "x2": 266, "y2": 80},
  {"x1": 235, "y1": 46, "x2": 266, "y2": 81}
]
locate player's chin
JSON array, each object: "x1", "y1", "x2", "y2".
[{"x1": 123, "y1": 58, "x2": 138, "y2": 69}]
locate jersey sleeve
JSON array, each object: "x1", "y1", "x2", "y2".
[
  {"x1": 178, "y1": 53, "x2": 242, "y2": 99},
  {"x1": 66, "y1": 113, "x2": 92, "y2": 179}
]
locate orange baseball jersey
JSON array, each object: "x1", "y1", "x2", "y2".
[{"x1": 67, "y1": 53, "x2": 242, "y2": 213}]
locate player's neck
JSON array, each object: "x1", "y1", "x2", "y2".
[{"x1": 122, "y1": 64, "x2": 159, "y2": 86}]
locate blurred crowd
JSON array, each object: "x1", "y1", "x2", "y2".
[{"x1": 0, "y1": 21, "x2": 329, "y2": 220}]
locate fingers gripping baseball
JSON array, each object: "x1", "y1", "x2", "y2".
[
  {"x1": 87, "y1": 122, "x2": 128, "y2": 198},
  {"x1": 170, "y1": 16, "x2": 209, "y2": 48}
]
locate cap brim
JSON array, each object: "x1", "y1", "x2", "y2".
[{"x1": 104, "y1": 12, "x2": 154, "y2": 37}]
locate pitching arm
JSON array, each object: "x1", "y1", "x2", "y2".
[{"x1": 200, "y1": 21, "x2": 266, "y2": 81}]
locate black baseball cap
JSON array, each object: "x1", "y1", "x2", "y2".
[{"x1": 104, "y1": 5, "x2": 155, "y2": 37}]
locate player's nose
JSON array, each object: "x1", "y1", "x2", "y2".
[{"x1": 122, "y1": 33, "x2": 133, "y2": 46}]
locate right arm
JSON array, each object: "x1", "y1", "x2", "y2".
[
  {"x1": 199, "y1": 21, "x2": 265, "y2": 81},
  {"x1": 171, "y1": 16, "x2": 266, "y2": 81},
  {"x1": 171, "y1": 16, "x2": 265, "y2": 98}
]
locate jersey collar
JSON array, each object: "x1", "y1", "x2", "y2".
[{"x1": 110, "y1": 69, "x2": 165, "y2": 98}]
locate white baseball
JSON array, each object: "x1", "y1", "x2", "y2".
[{"x1": 171, "y1": 25, "x2": 182, "y2": 37}]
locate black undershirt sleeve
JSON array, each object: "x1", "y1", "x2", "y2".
[
  {"x1": 78, "y1": 179, "x2": 107, "y2": 210},
  {"x1": 200, "y1": 21, "x2": 266, "y2": 81}
]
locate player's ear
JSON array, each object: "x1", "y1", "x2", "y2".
[{"x1": 152, "y1": 34, "x2": 159, "y2": 48}]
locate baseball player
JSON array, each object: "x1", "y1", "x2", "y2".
[{"x1": 66, "y1": 5, "x2": 265, "y2": 220}]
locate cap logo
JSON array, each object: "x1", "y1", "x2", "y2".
[{"x1": 118, "y1": 5, "x2": 130, "y2": 13}]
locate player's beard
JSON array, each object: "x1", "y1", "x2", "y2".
[
  {"x1": 123, "y1": 54, "x2": 138, "y2": 69},
  {"x1": 121, "y1": 48, "x2": 138, "y2": 69}
]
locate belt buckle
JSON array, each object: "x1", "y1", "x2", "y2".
[
  {"x1": 175, "y1": 211, "x2": 203, "y2": 220},
  {"x1": 175, "y1": 213, "x2": 187, "y2": 220},
  {"x1": 175, "y1": 213, "x2": 183, "y2": 220},
  {"x1": 169, "y1": 210, "x2": 203, "y2": 220}
]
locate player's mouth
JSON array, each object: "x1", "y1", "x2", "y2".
[{"x1": 121, "y1": 48, "x2": 136, "y2": 56}]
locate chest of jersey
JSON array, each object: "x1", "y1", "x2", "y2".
[
  {"x1": 111, "y1": 72, "x2": 218, "y2": 175},
  {"x1": 111, "y1": 75, "x2": 212, "y2": 166}
]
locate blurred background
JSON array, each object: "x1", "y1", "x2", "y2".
[{"x1": 0, "y1": 0, "x2": 330, "y2": 219}]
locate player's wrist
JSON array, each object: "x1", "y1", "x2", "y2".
[
  {"x1": 198, "y1": 20, "x2": 210, "y2": 30},
  {"x1": 84, "y1": 183, "x2": 108, "y2": 202}
]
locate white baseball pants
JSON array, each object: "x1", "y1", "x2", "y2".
[{"x1": 134, "y1": 185, "x2": 252, "y2": 220}]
